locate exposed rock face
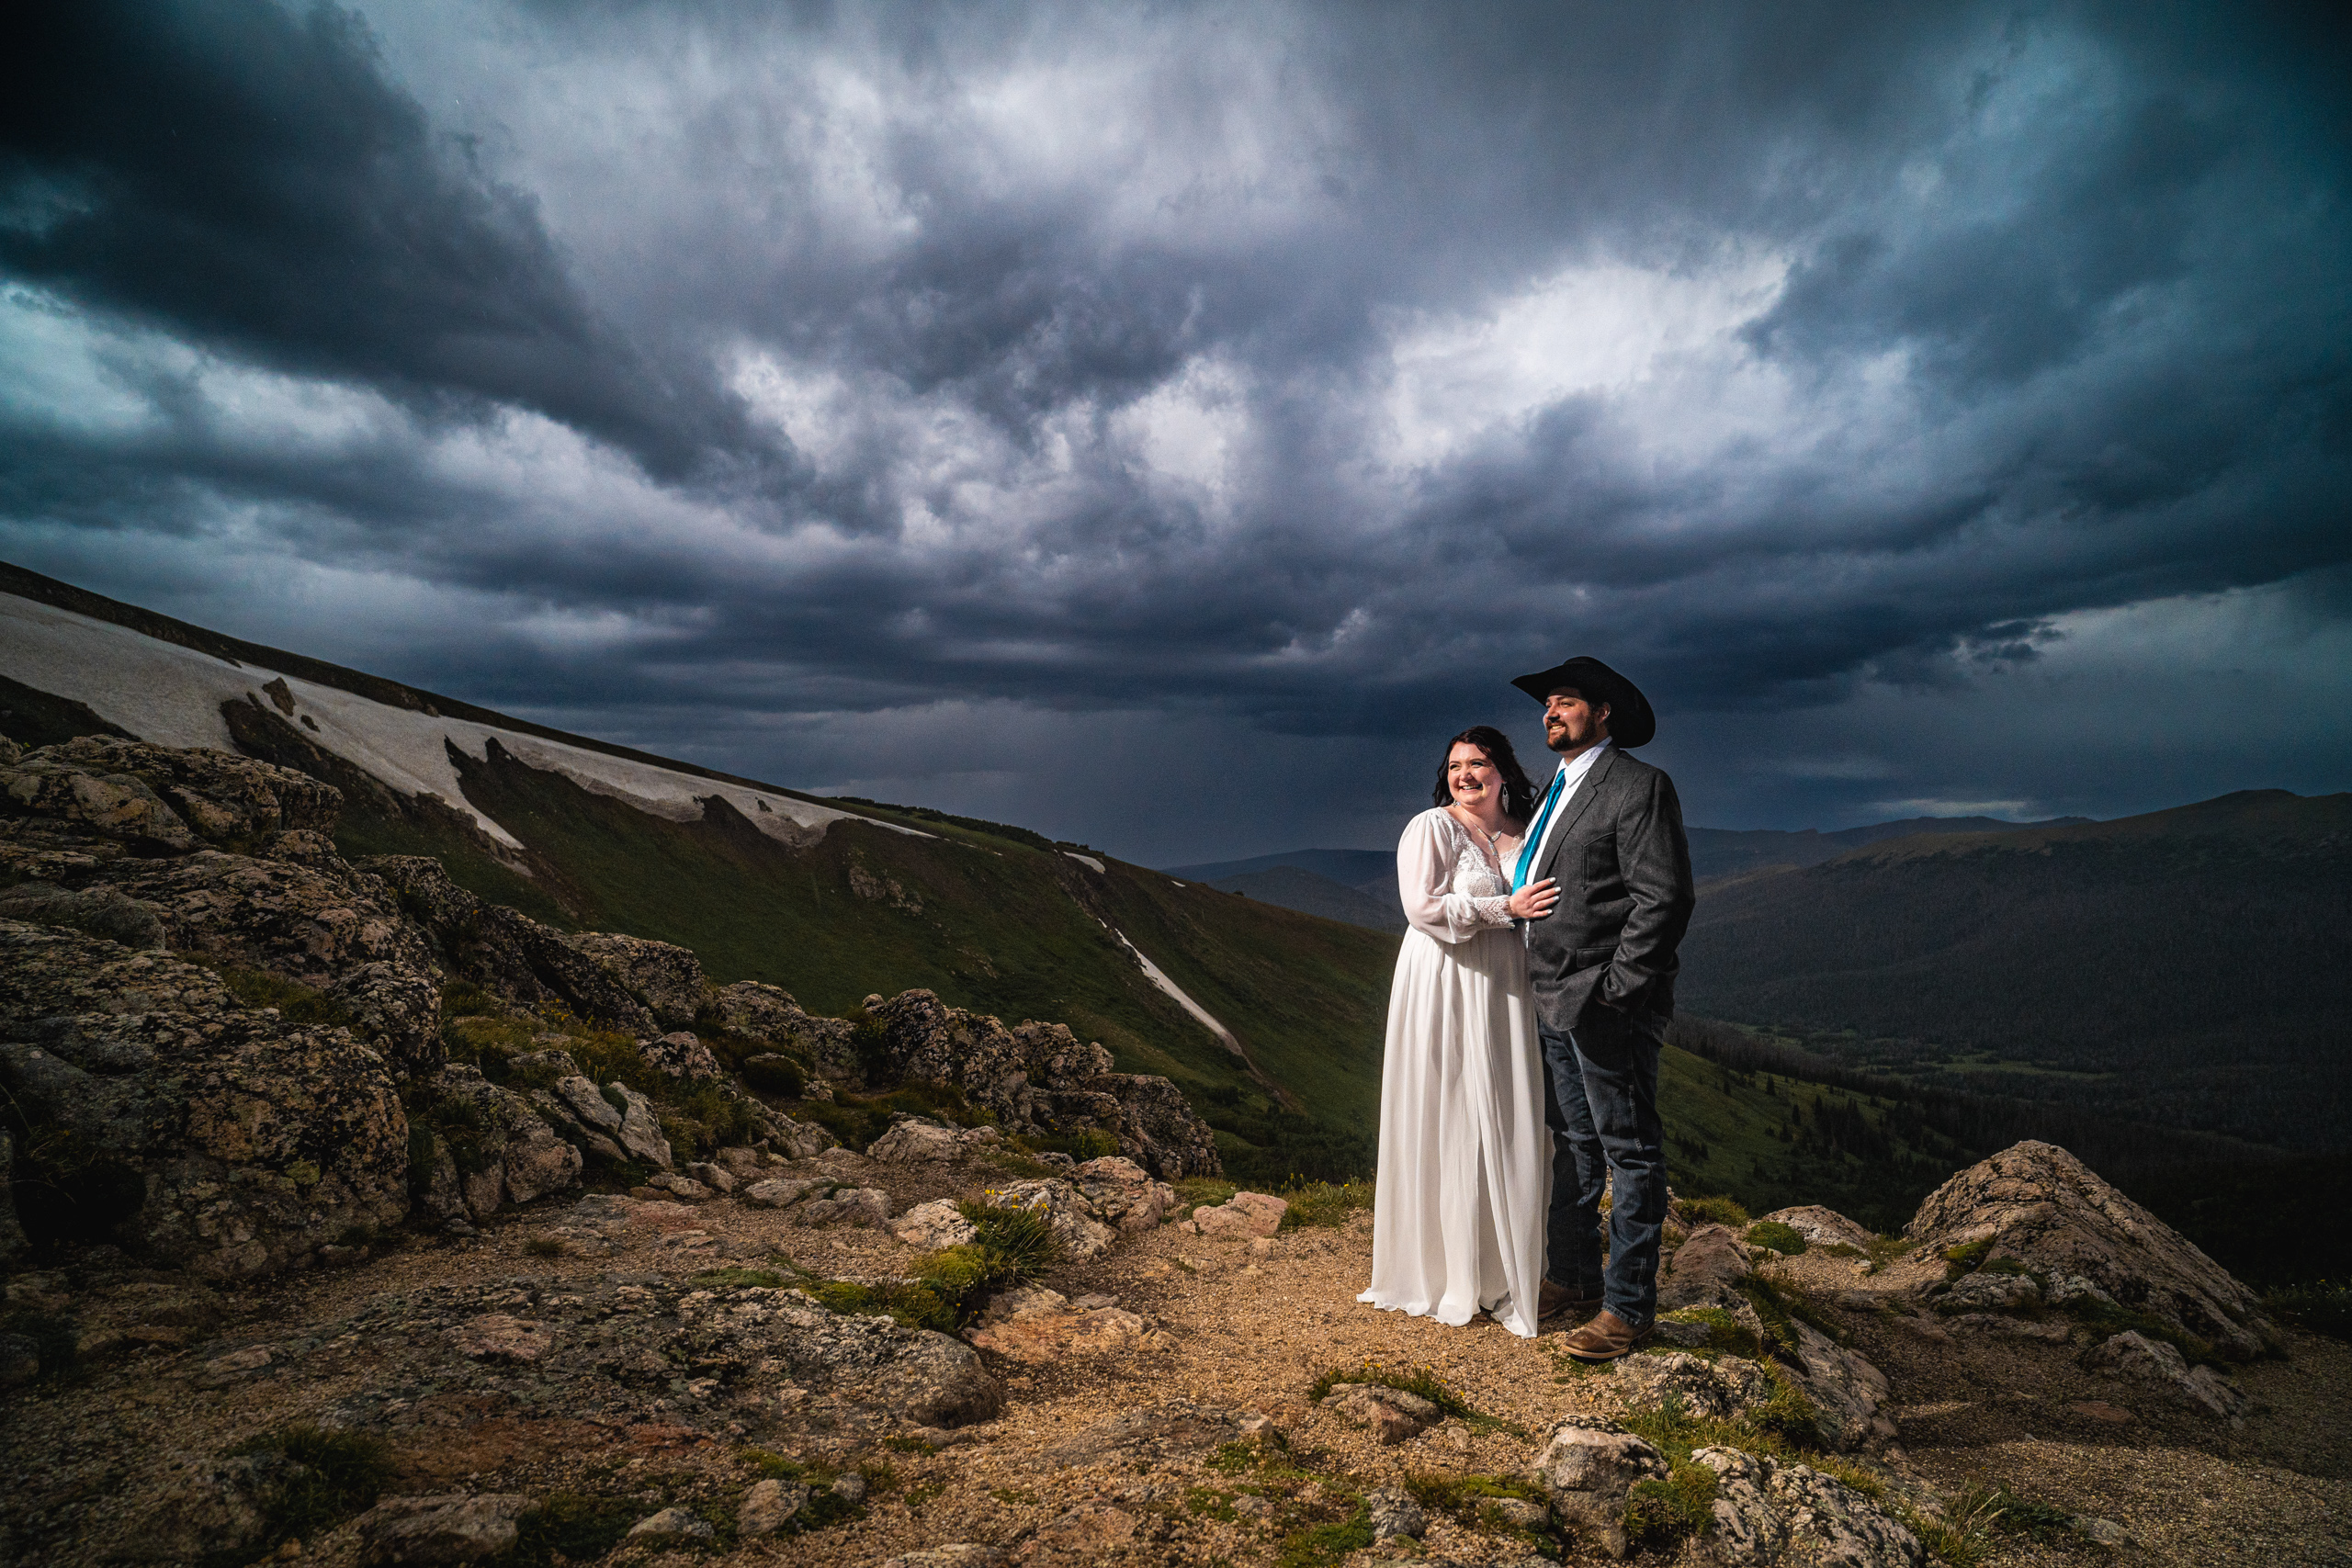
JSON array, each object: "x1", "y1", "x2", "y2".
[
  {"x1": 1757, "y1": 1204, "x2": 1874, "y2": 1250},
  {"x1": 863, "y1": 990, "x2": 1220, "y2": 1178},
  {"x1": 4, "y1": 737, "x2": 339, "y2": 853},
  {"x1": 418, "y1": 1066, "x2": 584, "y2": 1216},
  {"x1": 1616, "y1": 1351, "x2": 1773, "y2": 1421},
  {"x1": 287, "y1": 1274, "x2": 1002, "y2": 1439},
  {"x1": 1526, "y1": 1425, "x2": 1668, "y2": 1560},
  {"x1": 705, "y1": 980, "x2": 860, "y2": 1081},
  {"x1": 357, "y1": 856, "x2": 655, "y2": 1034},
  {"x1": 1784, "y1": 1320, "x2": 1895, "y2": 1451},
  {"x1": 639, "y1": 1030, "x2": 723, "y2": 1083},
  {"x1": 894, "y1": 1198, "x2": 981, "y2": 1249},
  {"x1": 1032, "y1": 1399, "x2": 1242, "y2": 1469},
  {"x1": 1908, "y1": 1141, "x2": 2273, "y2": 1359},
  {"x1": 354, "y1": 1493, "x2": 533, "y2": 1564},
  {"x1": 0, "y1": 921, "x2": 410, "y2": 1278},
  {"x1": 962, "y1": 1285, "x2": 1164, "y2": 1363},
  {"x1": 868, "y1": 1118, "x2": 1003, "y2": 1162},
  {"x1": 1069, "y1": 1156, "x2": 1176, "y2": 1232},
  {"x1": 989, "y1": 1179, "x2": 1117, "y2": 1260},
  {"x1": 567, "y1": 931, "x2": 707, "y2": 1030},
  {"x1": 1657, "y1": 1224, "x2": 1756, "y2": 1312},
  {"x1": 1680, "y1": 1447, "x2": 1924, "y2": 1567},
  {"x1": 2084, "y1": 1330, "x2": 2251, "y2": 1420}
]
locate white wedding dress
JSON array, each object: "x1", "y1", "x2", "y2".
[{"x1": 1356, "y1": 807, "x2": 1548, "y2": 1338}]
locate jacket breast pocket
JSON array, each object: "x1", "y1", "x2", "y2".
[{"x1": 1583, "y1": 831, "x2": 1620, "y2": 887}]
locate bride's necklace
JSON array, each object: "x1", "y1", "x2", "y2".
[{"x1": 1451, "y1": 806, "x2": 1509, "y2": 862}]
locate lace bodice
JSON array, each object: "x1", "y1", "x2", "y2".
[{"x1": 1396, "y1": 808, "x2": 1520, "y2": 942}]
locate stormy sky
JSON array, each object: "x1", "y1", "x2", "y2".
[{"x1": 5, "y1": 1, "x2": 2347, "y2": 865}]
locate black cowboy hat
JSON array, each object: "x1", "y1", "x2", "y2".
[{"x1": 1510, "y1": 656, "x2": 1657, "y2": 748}]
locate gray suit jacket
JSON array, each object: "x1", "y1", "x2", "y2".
[{"x1": 1521, "y1": 746, "x2": 1696, "y2": 1035}]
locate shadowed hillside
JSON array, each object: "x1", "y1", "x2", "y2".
[{"x1": 1679, "y1": 791, "x2": 2352, "y2": 1151}]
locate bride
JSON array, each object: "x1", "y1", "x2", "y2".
[{"x1": 1358, "y1": 727, "x2": 1560, "y2": 1337}]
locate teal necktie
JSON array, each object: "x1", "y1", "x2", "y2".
[{"x1": 1514, "y1": 771, "x2": 1565, "y2": 890}]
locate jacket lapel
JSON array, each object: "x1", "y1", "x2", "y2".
[{"x1": 1539, "y1": 746, "x2": 1618, "y2": 882}]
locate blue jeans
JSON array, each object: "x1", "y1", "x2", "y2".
[{"x1": 1541, "y1": 1009, "x2": 1668, "y2": 1327}]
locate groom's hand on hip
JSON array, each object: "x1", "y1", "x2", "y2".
[{"x1": 1507, "y1": 878, "x2": 1559, "y2": 920}]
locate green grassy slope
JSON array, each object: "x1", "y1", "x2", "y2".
[{"x1": 328, "y1": 739, "x2": 1399, "y2": 1180}]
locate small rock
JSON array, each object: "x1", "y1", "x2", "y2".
[
  {"x1": 606, "y1": 1082, "x2": 675, "y2": 1169},
  {"x1": 1489, "y1": 1496, "x2": 1551, "y2": 1529},
  {"x1": 737, "y1": 1479, "x2": 808, "y2": 1536},
  {"x1": 1190, "y1": 1190, "x2": 1287, "y2": 1238},
  {"x1": 2068, "y1": 1400, "x2": 2135, "y2": 1423},
  {"x1": 831, "y1": 1472, "x2": 868, "y2": 1505},
  {"x1": 447, "y1": 1316, "x2": 554, "y2": 1363},
  {"x1": 2074, "y1": 1515, "x2": 2132, "y2": 1546},
  {"x1": 893, "y1": 1198, "x2": 981, "y2": 1249},
  {"x1": 2084, "y1": 1330, "x2": 2250, "y2": 1419},
  {"x1": 1236, "y1": 1414, "x2": 1282, "y2": 1445},
  {"x1": 797, "y1": 1186, "x2": 891, "y2": 1228},
  {"x1": 1526, "y1": 1425, "x2": 1668, "y2": 1560},
  {"x1": 743, "y1": 1177, "x2": 819, "y2": 1209},
  {"x1": 1320, "y1": 1382, "x2": 1440, "y2": 1444},
  {"x1": 1070, "y1": 1292, "x2": 1119, "y2": 1311},
  {"x1": 625, "y1": 1506, "x2": 714, "y2": 1541},
  {"x1": 1757, "y1": 1204, "x2": 1874, "y2": 1250},
  {"x1": 196, "y1": 1345, "x2": 276, "y2": 1386},
  {"x1": 356, "y1": 1494, "x2": 532, "y2": 1564},
  {"x1": 881, "y1": 1548, "x2": 1006, "y2": 1568},
  {"x1": 1365, "y1": 1489, "x2": 1426, "y2": 1541},
  {"x1": 646, "y1": 1172, "x2": 711, "y2": 1201},
  {"x1": 684, "y1": 1161, "x2": 737, "y2": 1195}
]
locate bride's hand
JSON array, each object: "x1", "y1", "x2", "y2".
[{"x1": 1507, "y1": 878, "x2": 1558, "y2": 919}]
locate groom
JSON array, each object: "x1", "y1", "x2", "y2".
[{"x1": 1510, "y1": 657, "x2": 1695, "y2": 1360}]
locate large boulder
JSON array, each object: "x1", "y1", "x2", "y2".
[
  {"x1": 567, "y1": 931, "x2": 706, "y2": 1031},
  {"x1": 1908, "y1": 1141, "x2": 2273, "y2": 1359},
  {"x1": 862, "y1": 990, "x2": 1221, "y2": 1178},
  {"x1": 417, "y1": 1066, "x2": 585, "y2": 1217},
  {"x1": 1657, "y1": 1224, "x2": 1755, "y2": 1312},
  {"x1": 0, "y1": 921, "x2": 410, "y2": 1278}
]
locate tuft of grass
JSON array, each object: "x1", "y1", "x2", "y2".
[
  {"x1": 1170, "y1": 1176, "x2": 1239, "y2": 1218},
  {"x1": 692, "y1": 1264, "x2": 807, "y2": 1290},
  {"x1": 522, "y1": 1235, "x2": 565, "y2": 1258},
  {"x1": 808, "y1": 1279, "x2": 954, "y2": 1332},
  {"x1": 2265, "y1": 1280, "x2": 2352, "y2": 1340},
  {"x1": 1679, "y1": 1194, "x2": 1751, "y2": 1229},
  {"x1": 1745, "y1": 1220, "x2": 1807, "y2": 1256},
  {"x1": 957, "y1": 1195, "x2": 1062, "y2": 1280},
  {"x1": 1278, "y1": 1178, "x2": 1374, "y2": 1229},
  {"x1": 1862, "y1": 1235, "x2": 1917, "y2": 1274},
  {"x1": 740, "y1": 1054, "x2": 808, "y2": 1098},
  {"x1": 1656, "y1": 1306, "x2": 1764, "y2": 1359},
  {"x1": 1273, "y1": 1506, "x2": 1374, "y2": 1568},
  {"x1": 1941, "y1": 1237, "x2": 1996, "y2": 1280},
  {"x1": 1403, "y1": 1472, "x2": 1552, "y2": 1540},
  {"x1": 223, "y1": 1425, "x2": 393, "y2": 1552},
  {"x1": 1023, "y1": 1127, "x2": 1121, "y2": 1161},
  {"x1": 1623, "y1": 1463, "x2": 1719, "y2": 1551}
]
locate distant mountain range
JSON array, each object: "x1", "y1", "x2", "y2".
[
  {"x1": 1679, "y1": 790, "x2": 2352, "y2": 1152},
  {"x1": 1165, "y1": 814, "x2": 2085, "y2": 934}
]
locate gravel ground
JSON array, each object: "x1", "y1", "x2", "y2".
[{"x1": 6, "y1": 1162, "x2": 2346, "y2": 1568}]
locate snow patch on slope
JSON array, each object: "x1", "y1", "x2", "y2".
[
  {"x1": 1110, "y1": 926, "x2": 1243, "y2": 1055},
  {"x1": 0, "y1": 593, "x2": 924, "y2": 851}
]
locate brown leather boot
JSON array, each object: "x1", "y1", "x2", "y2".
[
  {"x1": 1559, "y1": 1308, "x2": 1650, "y2": 1362},
  {"x1": 1538, "y1": 1280, "x2": 1601, "y2": 1320}
]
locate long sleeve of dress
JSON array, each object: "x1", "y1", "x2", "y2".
[{"x1": 1397, "y1": 811, "x2": 1514, "y2": 943}]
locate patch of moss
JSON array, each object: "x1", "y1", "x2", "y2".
[
  {"x1": 1656, "y1": 1306, "x2": 1763, "y2": 1359},
  {"x1": 1679, "y1": 1194, "x2": 1751, "y2": 1228},
  {"x1": 1273, "y1": 1505, "x2": 1374, "y2": 1568},
  {"x1": 215, "y1": 967, "x2": 353, "y2": 1030},
  {"x1": 1941, "y1": 1237, "x2": 1995, "y2": 1281},
  {"x1": 1744, "y1": 1220, "x2": 1807, "y2": 1257}
]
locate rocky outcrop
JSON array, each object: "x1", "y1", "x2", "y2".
[
  {"x1": 2083, "y1": 1329, "x2": 2251, "y2": 1420},
  {"x1": 639, "y1": 1030, "x2": 723, "y2": 1082},
  {"x1": 1757, "y1": 1205, "x2": 1873, "y2": 1250},
  {"x1": 273, "y1": 1273, "x2": 1003, "y2": 1439},
  {"x1": 1679, "y1": 1448, "x2": 1924, "y2": 1566},
  {"x1": 0, "y1": 921, "x2": 410, "y2": 1278},
  {"x1": 1908, "y1": 1141, "x2": 2273, "y2": 1359},
  {"x1": 1184, "y1": 1190, "x2": 1287, "y2": 1238},
  {"x1": 862, "y1": 990, "x2": 1221, "y2": 1177},
  {"x1": 412, "y1": 1066, "x2": 584, "y2": 1222},
  {"x1": 868, "y1": 1118, "x2": 1004, "y2": 1163},
  {"x1": 1658, "y1": 1224, "x2": 1756, "y2": 1312},
  {"x1": 567, "y1": 931, "x2": 706, "y2": 1030},
  {"x1": 3, "y1": 736, "x2": 339, "y2": 854},
  {"x1": 357, "y1": 856, "x2": 655, "y2": 1034},
  {"x1": 705, "y1": 981, "x2": 860, "y2": 1082}
]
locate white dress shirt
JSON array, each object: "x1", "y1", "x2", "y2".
[{"x1": 1522, "y1": 738, "x2": 1612, "y2": 888}]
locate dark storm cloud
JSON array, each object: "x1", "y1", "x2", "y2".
[
  {"x1": 0, "y1": 0, "x2": 773, "y2": 485},
  {"x1": 3, "y1": 0, "x2": 2348, "y2": 858}
]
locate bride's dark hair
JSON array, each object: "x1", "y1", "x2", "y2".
[{"x1": 1431, "y1": 726, "x2": 1540, "y2": 824}]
